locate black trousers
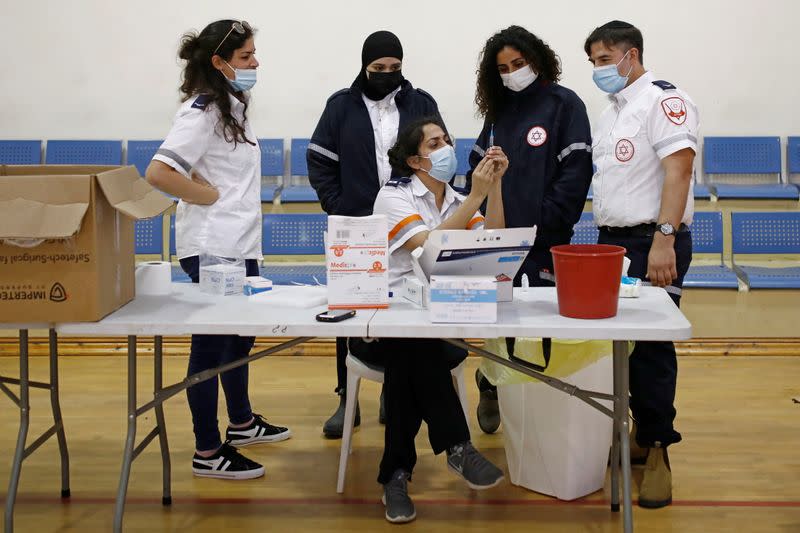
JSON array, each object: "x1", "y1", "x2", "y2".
[
  {"x1": 348, "y1": 337, "x2": 469, "y2": 484},
  {"x1": 598, "y1": 230, "x2": 693, "y2": 448},
  {"x1": 179, "y1": 256, "x2": 260, "y2": 451}
]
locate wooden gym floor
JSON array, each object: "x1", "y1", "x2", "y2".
[{"x1": 1, "y1": 354, "x2": 799, "y2": 532}]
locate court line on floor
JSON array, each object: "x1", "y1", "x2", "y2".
[{"x1": 3, "y1": 495, "x2": 800, "y2": 508}]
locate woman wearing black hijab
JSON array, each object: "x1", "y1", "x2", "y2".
[{"x1": 307, "y1": 30, "x2": 443, "y2": 439}]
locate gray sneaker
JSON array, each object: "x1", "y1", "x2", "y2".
[
  {"x1": 382, "y1": 469, "x2": 416, "y2": 523},
  {"x1": 447, "y1": 442, "x2": 504, "y2": 490}
]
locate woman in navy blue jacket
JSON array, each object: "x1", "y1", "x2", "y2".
[
  {"x1": 467, "y1": 25, "x2": 594, "y2": 434},
  {"x1": 307, "y1": 31, "x2": 443, "y2": 438}
]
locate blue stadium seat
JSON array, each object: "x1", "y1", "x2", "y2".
[
  {"x1": 731, "y1": 212, "x2": 800, "y2": 289},
  {"x1": 259, "y1": 138, "x2": 284, "y2": 202},
  {"x1": 703, "y1": 136, "x2": 796, "y2": 199},
  {"x1": 788, "y1": 136, "x2": 800, "y2": 186},
  {"x1": 586, "y1": 184, "x2": 593, "y2": 201},
  {"x1": 262, "y1": 213, "x2": 327, "y2": 284},
  {"x1": 693, "y1": 184, "x2": 712, "y2": 199},
  {"x1": 127, "y1": 140, "x2": 162, "y2": 176},
  {"x1": 134, "y1": 216, "x2": 164, "y2": 256},
  {"x1": 280, "y1": 138, "x2": 317, "y2": 202},
  {"x1": 45, "y1": 140, "x2": 122, "y2": 165},
  {"x1": 0, "y1": 140, "x2": 42, "y2": 164},
  {"x1": 684, "y1": 212, "x2": 740, "y2": 289},
  {"x1": 455, "y1": 138, "x2": 476, "y2": 176},
  {"x1": 571, "y1": 212, "x2": 598, "y2": 244}
]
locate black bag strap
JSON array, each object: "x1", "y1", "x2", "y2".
[{"x1": 505, "y1": 337, "x2": 551, "y2": 372}]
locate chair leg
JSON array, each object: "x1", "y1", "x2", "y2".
[
  {"x1": 452, "y1": 363, "x2": 470, "y2": 425},
  {"x1": 337, "y1": 370, "x2": 361, "y2": 494}
]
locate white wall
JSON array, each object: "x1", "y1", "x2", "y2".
[{"x1": 1, "y1": 0, "x2": 798, "y2": 144}]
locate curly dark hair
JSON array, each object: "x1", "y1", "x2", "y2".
[
  {"x1": 475, "y1": 26, "x2": 562, "y2": 122},
  {"x1": 177, "y1": 20, "x2": 256, "y2": 146},
  {"x1": 388, "y1": 116, "x2": 450, "y2": 176}
]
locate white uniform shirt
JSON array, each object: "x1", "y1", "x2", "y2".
[
  {"x1": 362, "y1": 87, "x2": 401, "y2": 186},
  {"x1": 591, "y1": 71, "x2": 699, "y2": 227},
  {"x1": 373, "y1": 175, "x2": 484, "y2": 287},
  {"x1": 153, "y1": 94, "x2": 262, "y2": 260}
]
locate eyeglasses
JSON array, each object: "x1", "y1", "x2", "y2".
[{"x1": 212, "y1": 20, "x2": 252, "y2": 56}]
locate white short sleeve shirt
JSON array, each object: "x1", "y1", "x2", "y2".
[
  {"x1": 153, "y1": 94, "x2": 262, "y2": 260},
  {"x1": 591, "y1": 71, "x2": 700, "y2": 227},
  {"x1": 373, "y1": 175, "x2": 485, "y2": 287}
]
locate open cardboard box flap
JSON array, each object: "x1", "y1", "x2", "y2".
[{"x1": 0, "y1": 165, "x2": 171, "y2": 241}]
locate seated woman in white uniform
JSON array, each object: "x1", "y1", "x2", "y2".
[{"x1": 351, "y1": 117, "x2": 509, "y2": 523}]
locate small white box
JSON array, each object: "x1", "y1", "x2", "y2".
[
  {"x1": 402, "y1": 276, "x2": 429, "y2": 308},
  {"x1": 199, "y1": 264, "x2": 246, "y2": 296},
  {"x1": 244, "y1": 276, "x2": 273, "y2": 296},
  {"x1": 429, "y1": 275, "x2": 497, "y2": 323}
]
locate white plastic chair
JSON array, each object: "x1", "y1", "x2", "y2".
[{"x1": 336, "y1": 351, "x2": 470, "y2": 493}]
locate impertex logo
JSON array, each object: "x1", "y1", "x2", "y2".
[{"x1": 50, "y1": 282, "x2": 67, "y2": 303}]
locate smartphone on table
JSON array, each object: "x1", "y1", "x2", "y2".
[{"x1": 315, "y1": 309, "x2": 356, "y2": 322}]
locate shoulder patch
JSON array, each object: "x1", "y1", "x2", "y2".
[
  {"x1": 191, "y1": 94, "x2": 211, "y2": 109},
  {"x1": 385, "y1": 177, "x2": 412, "y2": 187},
  {"x1": 652, "y1": 80, "x2": 677, "y2": 91},
  {"x1": 326, "y1": 88, "x2": 351, "y2": 103}
]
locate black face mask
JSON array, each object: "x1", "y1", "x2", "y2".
[{"x1": 363, "y1": 70, "x2": 404, "y2": 100}]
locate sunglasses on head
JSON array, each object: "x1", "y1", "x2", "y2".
[{"x1": 212, "y1": 20, "x2": 252, "y2": 56}]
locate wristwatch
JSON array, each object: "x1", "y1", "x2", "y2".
[{"x1": 656, "y1": 222, "x2": 675, "y2": 236}]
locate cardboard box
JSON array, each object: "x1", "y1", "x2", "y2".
[
  {"x1": 429, "y1": 275, "x2": 497, "y2": 323},
  {"x1": 0, "y1": 165, "x2": 172, "y2": 322},
  {"x1": 326, "y1": 214, "x2": 389, "y2": 309}
]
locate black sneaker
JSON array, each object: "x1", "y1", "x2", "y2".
[
  {"x1": 476, "y1": 369, "x2": 501, "y2": 434},
  {"x1": 382, "y1": 469, "x2": 416, "y2": 523},
  {"x1": 323, "y1": 389, "x2": 360, "y2": 439},
  {"x1": 226, "y1": 414, "x2": 291, "y2": 447},
  {"x1": 192, "y1": 442, "x2": 265, "y2": 480},
  {"x1": 447, "y1": 441, "x2": 504, "y2": 490}
]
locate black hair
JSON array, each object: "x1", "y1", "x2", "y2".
[
  {"x1": 583, "y1": 21, "x2": 644, "y2": 65},
  {"x1": 177, "y1": 20, "x2": 256, "y2": 146},
  {"x1": 388, "y1": 116, "x2": 450, "y2": 176},
  {"x1": 475, "y1": 25, "x2": 562, "y2": 122}
]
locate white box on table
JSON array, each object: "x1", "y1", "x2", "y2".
[
  {"x1": 199, "y1": 264, "x2": 246, "y2": 296},
  {"x1": 429, "y1": 275, "x2": 497, "y2": 323},
  {"x1": 326, "y1": 215, "x2": 389, "y2": 309}
]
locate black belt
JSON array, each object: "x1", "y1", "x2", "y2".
[{"x1": 599, "y1": 223, "x2": 688, "y2": 237}]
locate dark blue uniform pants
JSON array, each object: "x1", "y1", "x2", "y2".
[
  {"x1": 180, "y1": 256, "x2": 260, "y2": 451},
  {"x1": 598, "y1": 230, "x2": 693, "y2": 448}
]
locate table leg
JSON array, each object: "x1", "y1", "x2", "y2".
[
  {"x1": 610, "y1": 338, "x2": 622, "y2": 513},
  {"x1": 114, "y1": 335, "x2": 138, "y2": 533},
  {"x1": 153, "y1": 336, "x2": 172, "y2": 506},
  {"x1": 614, "y1": 340, "x2": 634, "y2": 533},
  {"x1": 4, "y1": 330, "x2": 30, "y2": 533},
  {"x1": 48, "y1": 329, "x2": 71, "y2": 499}
]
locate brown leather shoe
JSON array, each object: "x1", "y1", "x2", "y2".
[
  {"x1": 629, "y1": 420, "x2": 648, "y2": 465},
  {"x1": 638, "y1": 446, "x2": 672, "y2": 508}
]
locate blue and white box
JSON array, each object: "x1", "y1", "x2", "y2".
[
  {"x1": 429, "y1": 275, "x2": 497, "y2": 323},
  {"x1": 243, "y1": 276, "x2": 273, "y2": 296}
]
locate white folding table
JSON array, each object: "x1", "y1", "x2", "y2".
[
  {"x1": 368, "y1": 287, "x2": 692, "y2": 533},
  {"x1": 3, "y1": 283, "x2": 689, "y2": 533},
  {"x1": 1, "y1": 325, "x2": 70, "y2": 533}
]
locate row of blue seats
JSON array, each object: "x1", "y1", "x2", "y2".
[
  {"x1": 136, "y1": 211, "x2": 800, "y2": 290},
  {"x1": 572, "y1": 211, "x2": 800, "y2": 289},
  {"x1": 5, "y1": 137, "x2": 800, "y2": 202}
]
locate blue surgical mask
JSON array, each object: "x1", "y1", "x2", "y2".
[
  {"x1": 224, "y1": 61, "x2": 257, "y2": 92},
  {"x1": 592, "y1": 50, "x2": 632, "y2": 94},
  {"x1": 420, "y1": 145, "x2": 458, "y2": 183}
]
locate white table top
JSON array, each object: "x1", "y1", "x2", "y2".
[
  {"x1": 56, "y1": 284, "x2": 375, "y2": 337},
  {"x1": 38, "y1": 284, "x2": 689, "y2": 342},
  {"x1": 368, "y1": 287, "x2": 691, "y2": 342}
]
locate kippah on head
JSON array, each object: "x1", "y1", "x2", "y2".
[
  {"x1": 598, "y1": 20, "x2": 635, "y2": 30},
  {"x1": 361, "y1": 30, "x2": 403, "y2": 67}
]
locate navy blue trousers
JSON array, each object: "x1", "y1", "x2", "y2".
[
  {"x1": 180, "y1": 256, "x2": 260, "y2": 451},
  {"x1": 598, "y1": 230, "x2": 693, "y2": 447}
]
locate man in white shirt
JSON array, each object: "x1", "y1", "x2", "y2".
[{"x1": 585, "y1": 20, "x2": 698, "y2": 509}]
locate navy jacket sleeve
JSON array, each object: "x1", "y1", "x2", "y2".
[
  {"x1": 541, "y1": 97, "x2": 593, "y2": 233},
  {"x1": 464, "y1": 123, "x2": 490, "y2": 195},
  {"x1": 307, "y1": 97, "x2": 342, "y2": 215}
]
